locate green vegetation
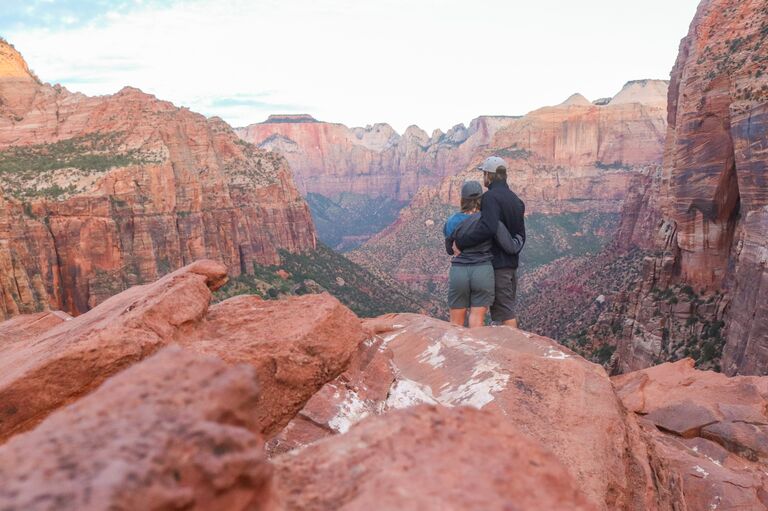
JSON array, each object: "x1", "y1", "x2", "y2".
[
  {"x1": 595, "y1": 161, "x2": 628, "y2": 171},
  {"x1": 307, "y1": 192, "x2": 407, "y2": 252},
  {"x1": 0, "y1": 132, "x2": 156, "y2": 200},
  {"x1": 496, "y1": 145, "x2": 532, "y2": 160},
  {"x1": 520, "y1": 212, "x2": 621, "y2": 269},
  {"x1": 215, "y1": 244, "x2": 427, "y2": 318}
]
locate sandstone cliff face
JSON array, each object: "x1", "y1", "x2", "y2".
[
  {"x1": 610, "y1": 0, "x2": 768, "y2": 375},
  {"x1": 236, "y1": 114, "x2": 517, "y2": 201},
  {"x1": 0, "y1": 39, "x2": 316, "y2": 318}
]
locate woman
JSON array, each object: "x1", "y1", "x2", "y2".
[{"x1": 443, "y1": 181, "x2": 523, "y2": 327}]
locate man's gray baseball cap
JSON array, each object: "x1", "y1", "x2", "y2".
[
  {"x1": 478, "y1": 156, "x2": 507, "y2": 174},
  {"x1": 461, "y1": 180, "x2": 483, "y2": 199}
]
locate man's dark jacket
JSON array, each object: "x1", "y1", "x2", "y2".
[{"x1": 454, "y1": 180, "x2": 526, "y2": 269}]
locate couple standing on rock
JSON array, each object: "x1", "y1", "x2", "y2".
[{"x1": 443, "y1": 156, "x2": 526, "y2": 328}]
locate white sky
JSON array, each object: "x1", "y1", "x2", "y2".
[{"x1": 3, "y1": 0, "x2": 701, "y2": 133}]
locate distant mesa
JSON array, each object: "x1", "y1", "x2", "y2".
[
  {"x1": 560, "y1": 93, "x2": 592, "y2": 106},
  {"x1": 609, "y1": 79, "x2": 668, "y2": 106},
  {"x1": 263, "y1": 114, "x2": 319, "y2": 123}
]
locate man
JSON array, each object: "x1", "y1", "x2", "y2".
[{"x1": 454, "y1": 156, "x2": 526, "y2": 327}]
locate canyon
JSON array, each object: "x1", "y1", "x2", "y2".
[
  {"x1": 0, "y1": 39, "x2": 426, "y2": 322},
  {"x1": 347, "y1": 80, "x2": 668, "y2": 310},
  {"x1": 0, "y1": 0, "x2": 767, "y2": 507},
  {"x1": 237, "y1": 114, "x2": 518, "y2": 250},
  {"x1": 570, "y1": 0, "x2": 768, "y2": 376}
]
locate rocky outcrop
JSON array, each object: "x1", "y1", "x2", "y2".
[
  {"x1": 614, "y1": 359, "x2": 768, "y2": 509},
  {"x1": 236, "y1": 114, "x2": 517, "y2": 201},
  {"x1": 180, "y1": 293, "x2": 365, "y2": 437},
  {"x1": 0, "y1": 39, "x2": 316, "y2": 319},
  {"x1": 0, "y1": 260, "x2": 362, "y2": 444},
  {"x1": 607, "y1": 0, "x2": 768, "y2": 375},
  {"x1": 1, "y1": 262, "x2": 767, "y2": 509},
  {"x1": 0, "y1": 346, "x2": 276, "y2": 511},
  {"x1": 274, "y1": 315, "x2": 663, "y2": 510},
  {"x1": 273, "y1": 405, "x2": 597, "y2": 511}
]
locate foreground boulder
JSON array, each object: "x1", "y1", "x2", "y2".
[
  {"x1": 179, "y1": 293, "x2": 365, "y2": 438},
  {"x1": 0, "y1": 260, "x2": 227, "y2": 443},
  {"x1": 614, "y1": 359, "x2": 768, "y2": 509},
  {"x1": 0, "y1": 346, "x2": 275, "y2": 511},
  {"x1": 279, "y1": 314, "x2": 657, "y2": 510},
  {"x1": 273, "y1": 405, "x2": 597, "y2": 511},
  {"x1": 0, "y1": 260, "x2": 363, "y2": 445}
]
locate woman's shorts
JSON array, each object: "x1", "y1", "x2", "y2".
[{"x1": 448, "y1": 263, "x2": 495, "y2": 309}]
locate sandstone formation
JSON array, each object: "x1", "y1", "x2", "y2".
[
  {"x1": 1, "y1": 260, "x2": 767, "y2": 509},
  {"x1": 0, "y1": 38, "x2": 316, "y2": 319},
  {"x1": 614, "y1": 359, "x2": 768, "y2": 509},
  {"x1": 273, "y1": 405, "x2": 598, "y2": 511},
  {"x1": 598, "y1": 0, "x2": 768, "y2": 375},
  {"x1": 275, "y1": 315, "x2": 662, "y2": 510},
  {"x1": 267, "y1": 332, "x2": 395, "y2": 454},
  {"x1": 0, "y1": 260, "x2": 362, "y2": 444},
  {"x1": 236, "y1": 114, "x2": 517, "y2": 201},
  {"x1": 0, "y1": 309, "x2": 70, "y2": 342},
  {"x1": 0, "y1": 260, "x2": 227, "y2": 443},
  {"x1": 180, "y1": 293, "x2": 365, "y2": 437},
  {"x1": 0, "y1": 346, "x2": 276, "y2": 511}
]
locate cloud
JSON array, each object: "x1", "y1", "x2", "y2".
[{"x1": 2, "y1": 0, "x2": 701, "y2": 133}]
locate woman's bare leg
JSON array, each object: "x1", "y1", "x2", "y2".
[
  {"x1": 450, "y1": 308, "x2": 468, "y2": 327},
  {"x1": 468, "y1": 307, "x2": 487, "y2": 328}
]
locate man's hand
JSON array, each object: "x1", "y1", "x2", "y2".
[{"x1": 452, "y1": 241, "x2": 461, "y2": 255}]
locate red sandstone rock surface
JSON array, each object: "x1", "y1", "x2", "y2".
[
  {"x1": 0, "y1": 39, "x2": 315, "y2": 319},
  {"x1": 273, "y1": 405, "x2": 597, "y2": 511},
  {"x1": 614, "y1": 359, "x2": 768, "y2": 509},
  {"x1": 0, "y1": 309, "x2": 70, "y2": 342},
  {"x1": 0, "y1": 260, "x2": 361, "y2": 445},
  {"x1": 0, "y1": 260, "x2": 227, "y2": 442},
  {"x1": 0, "y1": 346, "x2": 276, "y2": 511},
  {"x1": 236, "y1": 114, "x2": 516, "y2": 201},
  {"x1": 180, "y1": 293, "x2": 365, "y2": 438},
  {"x1": 1, "y1": 262, "x2": 767, "y2": 508},
  {"x1": 606, "y1": 0, "x2": 768, "y2": 376},
  {"x1": 267, "y1": 332, "x2": 395, "y2": 454},
  {"x1": 359, "y1": 315, "x2": 661, "y2": 510}
]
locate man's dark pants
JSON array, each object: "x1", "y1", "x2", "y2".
[{"x1": 490, "y1": 268, "x2": 517, "y2": 323}]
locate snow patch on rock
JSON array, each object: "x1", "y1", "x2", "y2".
[
  {"x1": 418, "y1": 342, "x2": 446, "y2": 368},
  {"x1": 386, "y1": 378, "x2": 438, "y2": 409},
  {"x1": 328, "y1": 390, "x2": 370, "y2": 434}
]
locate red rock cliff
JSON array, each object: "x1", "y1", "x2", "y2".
[
  {"x1": 614, "y1": 0, "x2": 768, "y2": 375},
  {"x1": 236, "y1": 114, "x2": 517, "y2": 201},
  {"x1": 0, "y1": 39, "x2": 316, "y2": 318}
]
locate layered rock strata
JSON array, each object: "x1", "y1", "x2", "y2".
[
  {"x1": 0, "y1": 38, "x2": 315, "y2": 319},
  {"x1": 607, "y1": 0, "x2": 768, "y2": 375},
  {"x1": 237, "y1": 114, "x2": 517, "y2": 201}
]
